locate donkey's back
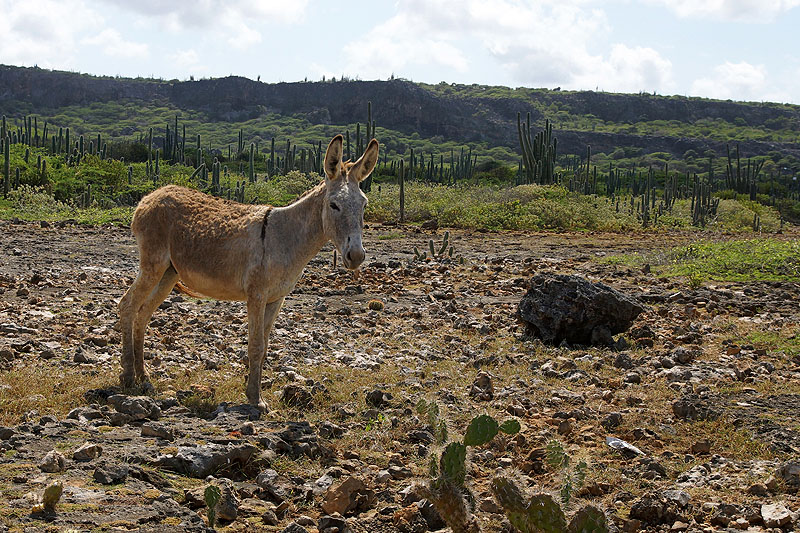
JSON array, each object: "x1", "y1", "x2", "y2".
[{"x1": 131, "y1": 185, "x2": 265, "y2": 301}]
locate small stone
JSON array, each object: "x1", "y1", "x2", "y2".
[
  {"x1": 365, "y1": 389, "x2": 392, "y2": 408},
  {"x1": 602, "y1": 412, "x2": 623, "y2": 430},
  {"x1": 215, "y1": 479, "x2": 239, "y2": 522},
  {"x1": 281, "y1": 523, "x2": 310, "y2": 533},
  {"x1": 624, "y1": 372, "x2": 641, "y2": 384},
  {"x1": 16, "y1": 287, "x2": 30, "y2": 297},
  {"x1": 108, "y1": 394, "x2": 161, "y2": 420},
  {"x1": 469, "y1": 371, "x2": 494, "y2": 401},
  {"x1": 141, "y1": 422, "x2": 175, "y2": 441},
  {"x1": 73, "y1": 442, "x2": 102, "y2": 462},
  {"x1": 73, "y1": 349, "x2": 92, "y2": 363},
  {"x1": 321, "y1": 476, "x2": 375, "y2": 515},
  {"x1": 39, "y1": 450, "x2": 66, "y2": 473},
  {"x1": 746, "y1": 483, "x2": 768, "y2": 496},
  {"x1": 388, "y1": 465, "x2": 413, "y2": 479},
  {"x1": 93, "y1": 461, "x2": 129, "y2": 484},
  {"x1": 318, "y1": 514, "x2": 348, "y2": 532},
  {"x1": 761, "y1": 502, "x2": 792, "y2": 528},
  {"x1": 690, "y1": 439, "x2": 711, "y2": 454}
]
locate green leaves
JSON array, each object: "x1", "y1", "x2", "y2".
[
  {"x1": 499, "y1": 418, "x2": 521, "y2": 435},
  {"x1": 463, "y1": 414, "x2": 499, "y2": 446},
  {"x1": 463, "y1": 414, "x2": 520, "y2": 447},
  {"x1": 204, "y1": 484, "x2": 221, "y2": 528},
  {"x1": 440, "y1": 442, "x2": 467, "y2": 487}
]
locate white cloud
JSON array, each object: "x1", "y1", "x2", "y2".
[
  {"x1": 337, "y1": 0, "x2": 674, "y2": 93},
  {"x1": 690, "y1": 61, "x2": 771, "y2": 100},
  {"x1": 648, "y1": 0, "x2": 800, "y2": 22},
  {"x1": 100, "y1": 0, "x2": 308, "y2": 28},
  {"x1": 82, "y1": 29, "x2": 148, "y2": 58},
  {"x1": 0, "y1": 0, "x2": 103, "y2": 68}
]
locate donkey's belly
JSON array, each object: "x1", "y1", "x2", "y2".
[{"x1": 176, "y1": 268, "x2": 248, "y2": 301}]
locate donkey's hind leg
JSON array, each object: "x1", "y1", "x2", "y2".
[
  {"x1": 132, "y1": 264, "x2": 179, "y2": 384},
  {"x1": 118, "y1": 255, "x2": 170, "y2": 388}
]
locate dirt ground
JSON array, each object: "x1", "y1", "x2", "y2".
[{"x1": 1, "y1": 219, "x2": 799, "y2": 532}]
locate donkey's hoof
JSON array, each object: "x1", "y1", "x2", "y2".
[
  {"x1": 119, "y1": 373, "x2": 135, "y2": 389},
  {"x1": 257, "y1": 400, "x2": 268, "y2": 414},
  {"x1": 138, "y1": 381, "x2": 155, "y2": 395}
]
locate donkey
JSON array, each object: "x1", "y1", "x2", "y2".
[{"x1": 118, "y1": 135, "x2": 378, "y2": 411}]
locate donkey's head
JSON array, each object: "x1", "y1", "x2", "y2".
[{"x1": 322, "y1": 134, "x2": 379, "y2": 270}]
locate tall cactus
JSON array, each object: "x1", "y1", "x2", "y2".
[
  {"x1": 2, "y1": 135, "x2": 9, "y2": 198},
  {"x1": 518, "y1": 113, "x2": 558, "y2": 185}
]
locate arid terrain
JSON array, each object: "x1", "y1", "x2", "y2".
[{"x1": 1, "y1": 220, "x2": 799, "y2": 532}]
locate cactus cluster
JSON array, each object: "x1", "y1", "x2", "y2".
[
  {"x1": 491, "y1": 477, "x2": 608, "y2": 533},
  {"x1": 418, "y1": 413, "x2": 520, "y2": 533},
  {"x1": 517, "y1": 113, "x2": 558, "y2": 185},
  {"x1": 413, "y1": 231, "x2": 464, "y2": 264}
]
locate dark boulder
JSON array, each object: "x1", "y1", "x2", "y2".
[{"x1": 518, "y1": 274, "x2": 646, "y2": 346}]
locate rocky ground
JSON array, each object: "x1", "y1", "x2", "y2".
[{"x1": 0, "y1": 219, "x2": 799, "y2": 532}]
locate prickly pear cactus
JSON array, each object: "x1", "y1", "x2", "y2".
[
  {"x1": 463, "y1": 414, "x2": 499, "y2": 446},
  {"x1": 204, "y1": 484, "x2": 221, "y2": 527},
  {"x1": 440, "y1": 442, "x2": 467, "y2": 487},
  {"x1": 499, "y1": 418, "x2": 521, "y2": 435},
  {"x1": 32, "y1": 480, "x2": 63, "y2": 513},
  {"x1": 567, "y1": 505, "x2": 609, "y2": 533},
  {"x1": 526, "y1": 493, "x2": 568, "y2": 533}
]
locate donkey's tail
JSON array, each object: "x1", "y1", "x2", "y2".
[{"x1": 174, "y1": 281, "x2": 206, "y2": 299}]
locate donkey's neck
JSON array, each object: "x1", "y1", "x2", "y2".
[{"x1": 270, "y1": 182, "x2": 328, "y2": 268}]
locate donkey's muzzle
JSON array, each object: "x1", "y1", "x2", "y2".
[{"x1": 344, "y1": 247, "x2": 366, "y2": 269}]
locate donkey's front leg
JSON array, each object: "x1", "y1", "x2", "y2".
[{"x1": 245, "y1": 297, "x2": 284, "y2": 411}]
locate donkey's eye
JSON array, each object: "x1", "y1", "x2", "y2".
[{"x1": 329, "y1": 202, "x2": 340, "y2": 211}]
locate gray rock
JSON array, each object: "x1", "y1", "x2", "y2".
[
  {"x1": 602, "y1": 412, "x2": 623, "y2": 430},
  {"x1": 469, "y1": 371, "x2": 494, "y2": 401},
  {"x1": 73, "y1": 442, "x2": 102, "y2": 462},
  {"x1": 776, "y1": 461, "x2": 800, "y2": 489},
  {"x1": 518, "y1": 274, "x2": 646, "y2": 346},
  {"x1": 39, "y1": 450, "x2": 66, "y2": 473},
  {"x1": 0, "y1": 427, "x2": 15, "y2": 440},
  {"x1": 761, "y1": 502, "x2": 792, "y2": 528},
  {"x1": 154, "y1": 442, "x2": 259, "y2": 478},
  {"x1": 93, "y1": 461, "x2": 129, "y2": 484},
  {"x1": 215, "y1": 479, "x2": 239, "y2": 522},
  {"x1": 141, "y1": 422, "x2": 175, "y2": 441},
  {"x1": 107, "y1": 394, "x2": 161, "y2": 420},
  {"x1": 365, "y1": 389, "x2": 393, "y2": 408},
  {"x1": 318, "y1": 514, "x2": 348, "y2": 532}
]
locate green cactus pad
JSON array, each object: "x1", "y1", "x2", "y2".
[
  {"x1": 463, "y1": 414, "x2": 499, "y2": 446},
  {"x1": 567, "y1": 505, "x2": 609, "y2": 533},
  {"x1": 491, "y1": 476, "x2": 526, "y2": 512},
  {"x1": 527, "y1": 493, "x2": 568, "y2": 533},
  {"x1": 499, "y1": 419, "x2": 521, "y2": 435},
  {"x1": 440, "y1": 442, "x2": 467, "y2": 487}
]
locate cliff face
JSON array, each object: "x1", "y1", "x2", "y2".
[{"x1": 1, "y1": 65, "x2": 798, "y2": 159}]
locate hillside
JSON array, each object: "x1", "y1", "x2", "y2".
[{"x1": 1, "y1": 64, "x2": 800, "y2": 167}]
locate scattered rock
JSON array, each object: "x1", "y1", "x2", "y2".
[
  {"x1": 72, "y1": 442, "x2": 102, "y2": 462},
  {"x1": 39, "y1": 450, "x2": 66, "y2": 473},
  {"x1": 321, "y1": 476, "x2": 375, "y2": 516},
  {"x1": 154, "y1": 443, "x2": 260, "y2": 478},
  {"x1": 281, "y1": 384, "x2": 314, "y2": 409},
  {"x1": 93, "y1": 461, "x2": 129, "y2": 484},
  {"x1": 141, "y1": 422, "x2": 175, "y2": 441},
  {"x1": 518, "y1": 274, "x2": 646, "y2": 346},
  {"x1": 761, "y1": 502, "x2": 792, "y2": 528},
  {"x1": 365, "y1": 389, "x2": 393, "y2": 408},
  {"x1": 107, "y1": 394, "x2": 161, "y2": 420},
  {"x1": 469, "y1": 371, "x2": 494, "y2": 401}
]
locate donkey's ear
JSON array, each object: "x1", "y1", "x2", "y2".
[
  {"x1": 350, "y1": 138, "x2": 379, "y2": 182},
  {"x1": 324, "y1": 135, "x2": 344, "y2": 180}
]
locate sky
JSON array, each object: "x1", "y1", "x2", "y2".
[{"x1": 1, "y1": 0, "x2": 799, "y2": 104}]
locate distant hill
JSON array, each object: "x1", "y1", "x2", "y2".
[{"x1": 1, "y1": 64, "x2": 799, "y2": 167}]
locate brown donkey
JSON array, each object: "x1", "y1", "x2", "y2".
[{"x1": 118, "y1": 135, "x2": 378, "y2": 411}]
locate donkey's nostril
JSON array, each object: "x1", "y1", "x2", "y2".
[{"x1": 347, "y1": 251, "x2": 353, "y2": 263}]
